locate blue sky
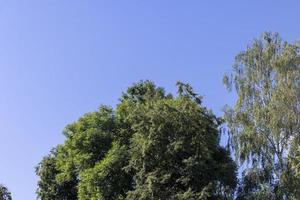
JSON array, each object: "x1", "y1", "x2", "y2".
[{"x1": 0, "y1": 1, "x2": 299, "y2": 199}]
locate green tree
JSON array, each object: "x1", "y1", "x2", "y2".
[
  {"x1": 223, "y1": 32, "x2": 300, "y2": 199},
  {"x1": 0, "y1": 184, "x2": 12, "y2": 200},
  {"x1": 37, "y1": 80, "x2": 237, "y2": 200},
  {"x1": 125, "y1": 82, "x2": 237, "y2": 200},
  {"x1": 36, "y1": 148, "x2": 78, "y2": 200}
]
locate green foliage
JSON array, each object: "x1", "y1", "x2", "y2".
[
  {"x1": 224, "y1": 32, "x2": 300, "y2": 199},
  {"x1": 78, "y1": 142, "x2": 132, "y2": 200},
  {"x1": 125, "y1": 91, "x2": 236, "y2": 200},
  {"x1": 37, "y1": 80, "x2": 237, "y2": 200},
  {"x1": 235, "y1": 168, "x2": 276, "y2": 200},
  {"x1": 0, "y1": 184, "x2": 12, "y2": 200},
  {"x1": 35, "y1": 148, "x2": 78, "y2": 200}
]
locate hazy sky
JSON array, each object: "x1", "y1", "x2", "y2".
[{"x1": 0, "y1": 1, "x2": 299, "y2": 199}]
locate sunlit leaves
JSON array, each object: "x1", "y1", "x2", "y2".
[
  {"x1": 224, "y1": 32, "x2": 300, "y2": 199},
  {"x1": 37, "y1": 81, "x2": 237, "y2": 200}
]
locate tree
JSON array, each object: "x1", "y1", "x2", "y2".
[
  {"x1": 223, "y1": 32, "x2": 300, "y2": 199},
  {"x1": 37, "y1": 80, "x2": 237, "y2": 200},
  {"x1": 124, "y1": 82, "x2": 237, "y2": 200},
  {"x1": 0, "y1": 184, "x2": 12, "y2": 200},
  {"x1": 36, "y1": 148, "x2": 78, "y2": 200}
]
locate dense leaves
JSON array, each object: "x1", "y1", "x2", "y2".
[
  {"x1": 224, "y1": 32, "x2": 300, "y2": 199},
  {"x1": 36, "y1": 80, "x2": 237, "y2": 200}
]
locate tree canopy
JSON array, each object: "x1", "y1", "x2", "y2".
[
  {"x1": 224, "y1": 32, "x2": 300, "y2": 199},
  {"x1": 36, "y1": 80, "x2": 237, "y2": 200},
  {"x1": 35, "y1": 32, "x2": 300, "y2": 200}
]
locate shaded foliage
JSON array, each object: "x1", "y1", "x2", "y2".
[
  {"x1": 0, "y1": 184, "x2": 12, "y2": 200},
  {"x1": 35, "y1": 148, "x2": 78, "y2": 200}
]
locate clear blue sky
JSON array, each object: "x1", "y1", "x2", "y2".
[{"x1": 0, "y1": 1, "x2": 299, "y2": 199}]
